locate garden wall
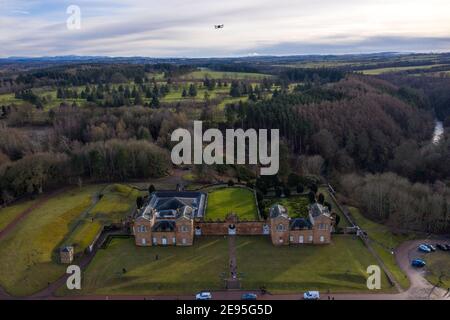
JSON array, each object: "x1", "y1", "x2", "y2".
[{"x1": 195, "y1": 221, "x2": 268, "y2": 236}]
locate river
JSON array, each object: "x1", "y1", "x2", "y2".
[{"x1": 432, "y1": 120, "x2": 444, "y2": 144}]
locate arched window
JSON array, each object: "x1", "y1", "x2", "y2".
[{"x1": 276, "y1": 223, "x2": 285, "y2": 232}]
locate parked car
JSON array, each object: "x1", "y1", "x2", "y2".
[
  {"x1": 418, "y1": 244, "x2": 431, "y2": 253},
  {"x1": 241, "y1": 293, "x2": 258, "y2": 300},
  {"x1": 196, "y1": 292, "x2": 212, "y2": 300},
  {"x1": 425, "y1": 244, "x2": 436, "y2": 251},
  {"x1": 445, "y1": 244, "x2": 450, "y2": 251},
  {"x1": 303, "y1": 291, "x2": 320, "y2": 300},
  {"x1": 411, "y1": 259, "x2": 426, "y2": 267},
  {"x1": 436, "y1": 243, "x2": 447, "y2": 251}
]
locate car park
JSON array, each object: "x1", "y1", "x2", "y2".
[
  {"x1": 303, "y1": 291, "x2": 320, "y2": 300},
  {"x1": 411, "y1": 259, "x2": 426, "y2": 267}
]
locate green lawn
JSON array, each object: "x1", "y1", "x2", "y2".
[
  {"x1": 206, "y1": 187, "x2": 258, "y2": 221},
  {"x1": 425, "y1": 250, "x2": 450, "y2": 289},
  {"x1": 59, "y1": 237, "x2": 229, "y2": 296},
  {"x1": 348, "y1": 207, "x2": 413, "y2": 289},
  {"x1": 263, "y1": 196, "x2": 309, "y2": 218},
  {"x1": 0, "y1": 199, "x2": 38, "y2": 231},
  {"x1": 64, "y1": 184, "x2": 141, "y2": 254},
  {"x1": 0, "y1": 185, "x2": 102, "y2": 296},
  {"x1": 236, "y1": 236, "x2": 394, "y2": 293}
]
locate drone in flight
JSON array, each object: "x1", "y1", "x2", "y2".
[{"x1": 214, "y1": 24, "x2": 224, "y2": 29}]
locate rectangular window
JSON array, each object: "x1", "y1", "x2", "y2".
[
  {"x1": 308, "y1": 235, "x2": 313, "y2": 242},
  {"x1": 320, "y1": 236, "x2": 325, "y2": 242},
  {"x1": 182, "y1": 238, "x2": 187, "y2": 244},
  {"x1": 289, "y1": 236, "x2": 293, "y2": 242}
]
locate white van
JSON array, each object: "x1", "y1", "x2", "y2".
[{"x1": 303, "y1": 291, "x2": 320, "y2": 300}]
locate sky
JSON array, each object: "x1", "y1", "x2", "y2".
[{"x1": 1, "y1": 0, "x2": 450, "y2": 57}]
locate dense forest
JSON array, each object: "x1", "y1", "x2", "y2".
[{"x1": 0, "y1": 55, "x2": 449, "y2": 233}]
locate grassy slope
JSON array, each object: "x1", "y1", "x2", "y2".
[
  {"x1": 318, "y1": 187, "x2": 351, "y2": 228},
  {"x1": 348, "y1": 207, "x2": 412, "y2": 289},
  {"x1": 64, "y1": 184, "x2": 141, "y2": 254},
  {"x1": 0, "y1": 199, "x2": 38, "y2": 231},
  {"x1": 59, "y1": 237, "x2": 228, "y2": 296},
  {"x1": 206, "y1": 187, "x2": 258, "y2": 221},
  {"x1": 0, "y1": 185, "x2": 102, "y2": 296},
  {"x1": 425, "y1": 251, "x2": 450, "y2": 289},
  {"x1": 236, "y1": 236, "x2": 393, "y2": 293}
]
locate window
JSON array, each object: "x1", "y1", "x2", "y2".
[
  {"x1": 172, "y1": 237, "x2": 176, "y2": 244},
  {"x1": 318, "y1": 223, "x2": 327, "y2": 230},
  {"x1": 139, "y1": 225, "x2": 146, "y2": 232},
  {"x1": 276, "y1": 223, "x2": 285, "y2": 232},
  {"x1": 180, "y1": 225, "x2": 188, "y2": 232},
  {"x1": 320, "y1": 236, "x2": 325, "y2": 242},
  {"x1": 141, "y1": 238, "x2": 146, "y2": 245},
  {"x1": 182, "y1": 238, "x2": 187, "y2": 244},
  {"x1": 152, "y1": 237, "x2": 157, "y2": 245},
  {"x1": 308, "y1": 235, "x2": 313, "y2": 242},
  {"x1": 289, "y1": 236, "x2": 294, "y2": 242}
]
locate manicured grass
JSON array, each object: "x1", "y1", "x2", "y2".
[
  {"x1": 206, "y1": 187, "x2": 258, "y2": 221},
  {"x1": 0, "y1": 185, "x2": 102, "y2": 296},
  {"x1": 425, "y1": 250, "x2": 450, "y2": 289},
  {"x1": 263, "y1": 196, "x2": 309, "y2": 218},
  {"x1": 65, "y1": 184, "x2": 141, "y2": 254},
  {"x1": 59, "y1": 237, "x2": 229, "y2": 296},
  {"x1": 348, "y1": 207, "x2": 412, "y2": 289},
  {"x1": 0, "y1": 199, "x2": 38, "y2": 231},
  {"x1": 236, "y1": 236, "x2": 394, "y2": 293}
]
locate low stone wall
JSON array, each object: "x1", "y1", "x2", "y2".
[{"x1": 195, "y1": 221, "x2": 268, "y2": 236}]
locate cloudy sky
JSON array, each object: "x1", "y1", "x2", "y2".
[{"x1": 1, "y1": 0, "x2": 450, "y2": 57}]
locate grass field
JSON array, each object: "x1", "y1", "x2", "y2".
[
  {"x1": 59, "y1": 237, "x2": 229, "y2": 296},
  {"x1": 0, "y1": 185, "x2": 102, "y2": 296},
  {"x1": 425, "y1": 251, "x2": 450, "y2": 289},
  {"x1": 64, "y1": 184, "x2": 141, "y2": 254},
  {"x1": 181, "y1": 69, "x2": 271, "y2": 80},
  {"x1": 0, "y1": 199, "x2": 38, "y2": 231},
  {"x1": 206, "y1": 187, "x2": 258, "y2": 221},
  {"x1": 361, "y1": 64, "x2": 447, "y2": 75},
  {"x1": 263, "y1": 196, "x2": 309, "y2": 218},
  {"x1": 236, "y1": 236, "x2": 394, "y2": 293},
  {"x1": 348, "y1": 207, "x2": 413, "y2": 289}
]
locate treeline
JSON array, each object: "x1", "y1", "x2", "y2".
[
  {"x1": 0, "y1": 139, "x2": 170, "y2": 205},
  {"x1": 381, "y1": 74, "x2": 450, "y2": 122},
  {"x1": 225, "y1": 75, "x2": 434, "y2": 176},
  {"x1": 13, "y1": 63, "x2": 195, "y2": 87},
  {"x1": 279, "y1": 68, "x2": 345, "y2": 84},
  {"x1": 340, "y1": 172, "x2": 450, "y2": 233}
]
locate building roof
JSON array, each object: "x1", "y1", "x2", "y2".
[
  {"x1": 152, "y1": 220, "x2": 176, "y2": 232},
  {"x1": 269, "y1": 204, "x2": 289, "y2": 219},
  {"x1": 290, "y1": 218, "x2": 312, "y2": 230},
  {"x1": 309, "y1": 203, "x2": 330, "y2": 218}
]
